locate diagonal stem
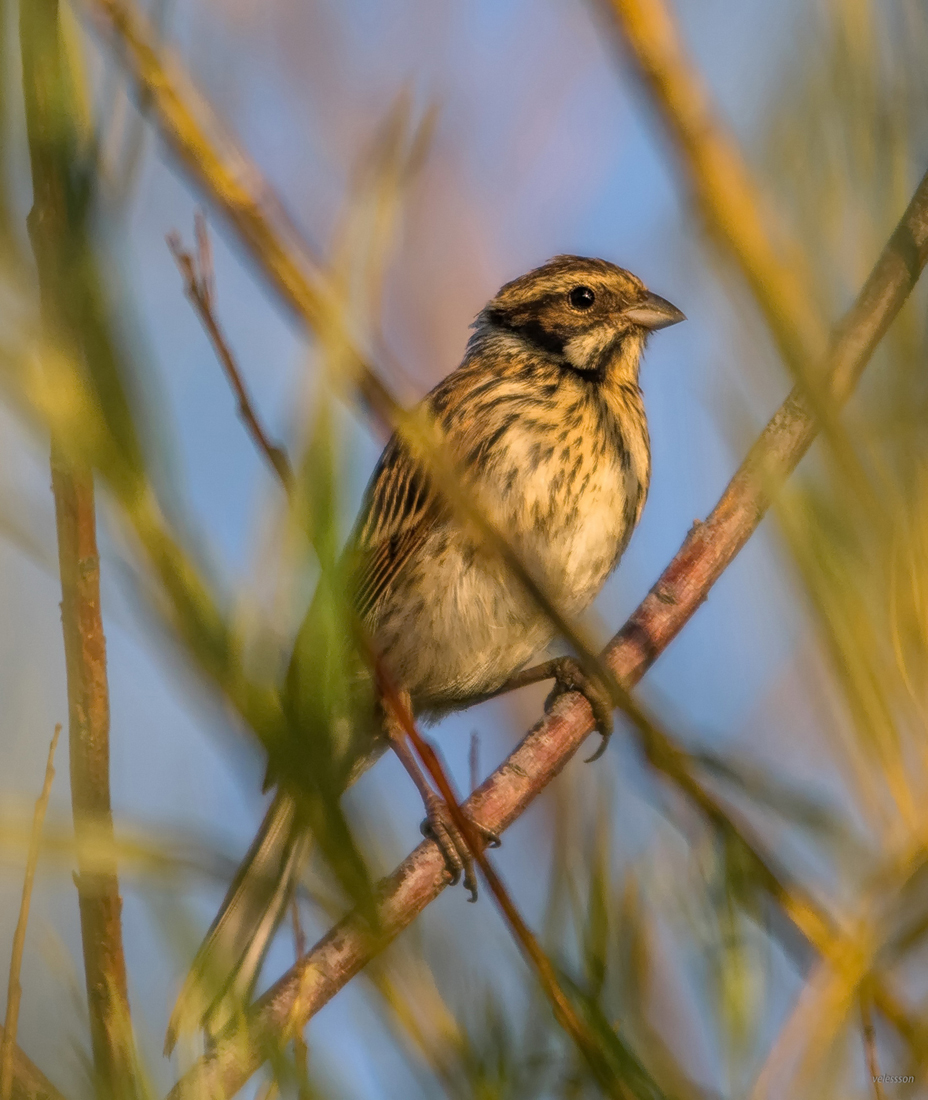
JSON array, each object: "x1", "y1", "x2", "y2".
[
  {"x1": 167, "y1": 214, "x2": 294, "y2": 490},
  {"x1": 378, "y1": 677, "x2": 635, "y2": 1098},
  {"x1": 598, "y1": 0, "x2": 825, "y2": 371},
  {"x1": 598, "y1": 0, "x2": 879, "y2": 505},
  {"x1": 862, "y1": 997, "x2": 885, "y2": 1100}
]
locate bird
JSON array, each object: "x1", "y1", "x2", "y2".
[{"x1": 165, "y1": 255, "x2": 684, "y2": 1052}]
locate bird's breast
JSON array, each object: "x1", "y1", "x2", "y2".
[
  {"x1": 368, "y1": 378, "x2": 650, "y2": 711},
  {"x1": 478, "y1": 390, "x2": 649, "y2": 613}
]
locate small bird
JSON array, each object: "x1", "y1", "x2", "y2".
[{"x1": 165, "y1": 256, "x2": 683, "y2": 1051}]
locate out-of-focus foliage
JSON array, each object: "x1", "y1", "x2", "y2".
[
  {"x1": 1, "y1": 0, "x2": 928, "y2": 1098},
  {"x1": 770, "y1": 0, "x2": 928, "y2": 893},
  {"x1": 754, "y1": 0, "x2": 928, "y2": 1094}
]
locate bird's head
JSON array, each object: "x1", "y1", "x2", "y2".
[{"x1": 476, "y1": 255, "x2": 684, "y2": 380}]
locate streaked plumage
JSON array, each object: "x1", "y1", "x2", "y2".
[{"x1": 166, "y1": 256, "x2": 684, "y2": 1052}]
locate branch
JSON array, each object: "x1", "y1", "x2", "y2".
[
  {"x1": 20, "y1": 2, "x2": 135, "y2": 1094},
  {"x1": 377, "y1": 674, "x2": 634, "y2": 1097},
  {"x1": 166, "y1": 166, "x2": 928, "y2": 1100},
  {"x1": 0, "y1": 728, "x2": 61, "y2": 1100},
  {"x1": 167, "y1": 214, "x2": 293, "y2": 489},
  {"x1": 287, "y1": 902, "x2": 311, "y2": 1100}
]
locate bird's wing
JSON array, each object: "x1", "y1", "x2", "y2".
[{"x1": 351, "y1": 436, "x2": 440, "y2": 620}]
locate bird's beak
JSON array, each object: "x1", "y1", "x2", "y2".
[{"x1": 623, "y1": 292, "x2": 686, "y2": 330}]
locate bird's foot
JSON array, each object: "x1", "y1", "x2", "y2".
[
  {"x1": 543, "y1": 656, "x2": 615, "y2": 762},
  {"x1": 419, "y1": 791, "x2": 500, "y2": 902}
]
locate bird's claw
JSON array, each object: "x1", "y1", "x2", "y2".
[
  {"x1": 542, "y1": 656, "x2": 615, "y2": 762},
  {"x1": 419, "y1": 792, "x2": 500, "y2": 901}
]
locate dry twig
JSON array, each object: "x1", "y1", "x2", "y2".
[
  {"x1": 82, "y1": 0, "x2": 401, "y2": 432},
  {"x1": 0, "y1": 728, "x2": 61, "y2": 1100},
  {"x1": 50, "y1": 391, "x2": 135, "y2": 1093},
  {"x1": 168, "y1": 214, "x2": 293, "y2": 489}
]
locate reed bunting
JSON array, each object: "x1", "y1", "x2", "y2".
[{"x1": 166, "y1": 255, "x2": 684, "y2": 1051}]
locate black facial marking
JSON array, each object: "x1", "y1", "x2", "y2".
[{"x1": 488, "y1": 308, "x2": 565, "y2": 357}]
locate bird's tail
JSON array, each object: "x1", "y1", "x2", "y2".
[{"x1": 164, "y1": 789, "x2": 309, "y2": 1055}]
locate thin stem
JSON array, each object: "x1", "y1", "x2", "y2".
[
  {"x1": 51, "y1": 456, "x2": 135, "y2": 1098},
  {"x1": 20, "y1": 2, "x2": 135, "y2": 1094},
  {"x1": 861, "y1": 997, "x2": 885, "y2": 1100},
  {"x1": 167, "y1": 215, "x2": 293, "y2": 489},
  {"x1": 83, "y1": 0, "x2": 399, "y2": 430},
  {"x1": 0, "y1": 727, "x2": 61, "y2": 1100}
]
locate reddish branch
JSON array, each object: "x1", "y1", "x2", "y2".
[
  {"x1": 21, "y1": 0, "x2": 134, "y2": 1094},
  {"x1": 166, "y1": 170, "x2": 928, "y2": 1100},
  {"x1": 377, "y1": 674, "x2": 630, "y2": 1096},
  {"x1": 288, "y1": 901, "x2": 312, "y2": 1098}
]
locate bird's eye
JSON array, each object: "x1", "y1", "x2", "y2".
[{"x1": 568, "y1": 285, "x2": 596, "y2": 310}]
